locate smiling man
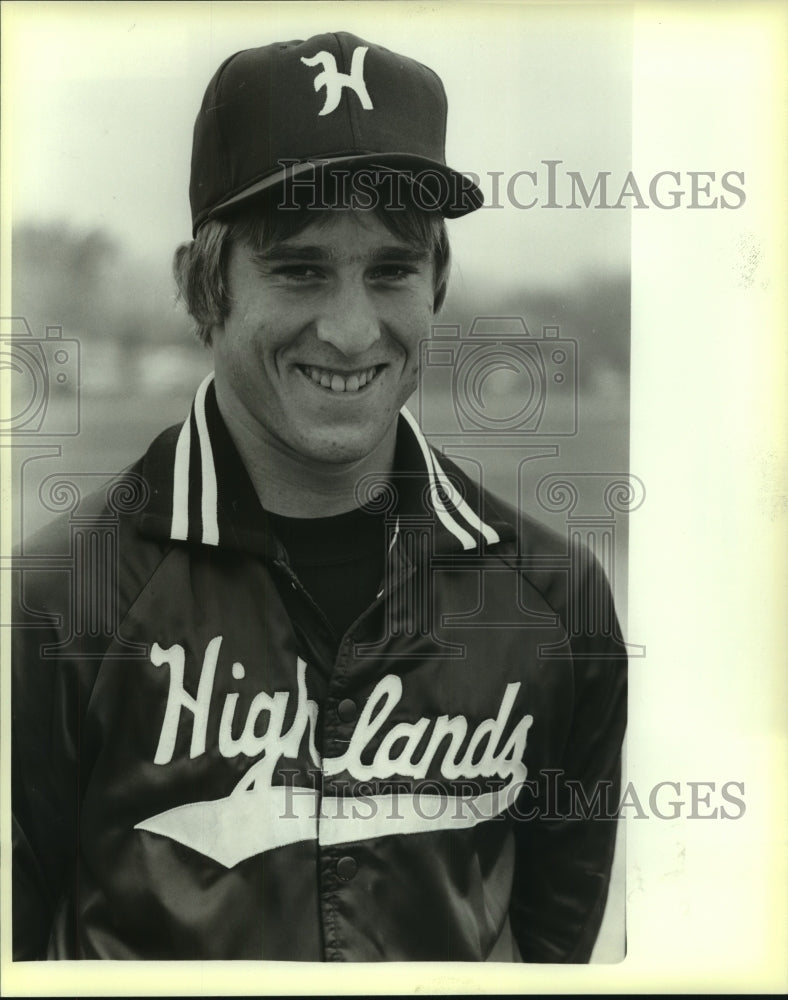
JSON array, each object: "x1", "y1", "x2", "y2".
[{"x1": 12, "y1": 32, "x2": 627, "y2": 962}]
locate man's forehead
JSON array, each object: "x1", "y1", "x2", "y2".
[{"x1": 262, "y1": 210, "x2": 432, "y2": 258}]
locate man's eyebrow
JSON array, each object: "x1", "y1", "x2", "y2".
[
  {"x1": 370, "y1": 246, "x2": 431, "y2": 264},
  {"x1": 260, "y1": 245, "x2": 330, "y2": 262}
]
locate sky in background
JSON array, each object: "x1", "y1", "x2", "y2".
[{"x1": 5, "y1": 1, "x2": 632, "y2": 293}]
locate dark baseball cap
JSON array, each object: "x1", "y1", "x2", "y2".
[{"x1": 189, "y1": 31, "x2": 484, "y2": 235}]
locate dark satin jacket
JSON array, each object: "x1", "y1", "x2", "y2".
[{"x1": 12, "y1": 375, "x2": 627, "y2": 961}]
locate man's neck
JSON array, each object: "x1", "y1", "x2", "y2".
[{"x1": 217, "y1": 398, "x2": 398, "y2": 518}]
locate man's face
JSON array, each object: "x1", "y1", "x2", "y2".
[{"x1": 211, "y1": 208, "x2": 436, "y2": 468}]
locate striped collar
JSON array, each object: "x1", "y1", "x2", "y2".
[{"x1": 139, "y1": 373, "x2": 513, "y2": 557}]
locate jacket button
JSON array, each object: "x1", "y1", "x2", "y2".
[
  {"x1": 336, "y1": 855, "x2": 358, "y2": 881},
  {"x1": 337, "y1": 698, "x2": 357, "y2": 723}
]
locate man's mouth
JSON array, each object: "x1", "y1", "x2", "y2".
[{"x1": 298, "y1": 364, "x2": 382, "y2": 394}]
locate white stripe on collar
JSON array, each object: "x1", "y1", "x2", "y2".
[
  {"x1": 431, "y1": 452, "x2": 501, "y2": 546},
  {"x1": 170, "y1": 409, "x2": 192, "y2": 542},
  {"x1": 170, "y1": 372, "x2": 219, "y2": 545},
  {"x1": 194, "y1": 375, "x2": 219, "y2": 545},
  {"x1": 400, "y1": 406, "x2": 500, "y2": 550}
]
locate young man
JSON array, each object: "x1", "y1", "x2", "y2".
[{"x1": 12, "y1": 32, "x2": 627, "y2": 961}]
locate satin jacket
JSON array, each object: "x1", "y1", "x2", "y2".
[{"x1": 12, "y1": 374, "x2": 627, "y2": 962}]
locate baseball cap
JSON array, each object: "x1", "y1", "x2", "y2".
[{"x1": 189, "y1": 31, "x2": 484, "y2": 235}]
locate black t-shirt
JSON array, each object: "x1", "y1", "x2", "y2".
[{"x1": 267, "y1": 505, "x2": 387, "y2": 648}]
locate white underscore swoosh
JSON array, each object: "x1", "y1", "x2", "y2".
[{"x1": 134, "y1": 783, "x2": 519, "y2": 868}]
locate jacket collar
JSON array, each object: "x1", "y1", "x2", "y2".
[{"x1": 139, "y1": 373, "x2": 514, "y2": 557}]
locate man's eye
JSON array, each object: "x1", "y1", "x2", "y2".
[
  {"x1": 370, "y1": 264, "x2": 418, "y2": 281},
  {"x1": 272, "y1": 265, "x2": 323, "y2": 281}
]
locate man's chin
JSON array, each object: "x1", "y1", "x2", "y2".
[
  {"x1": 301, "y1": 441, "x2": 380, "y2": 467},
  {"x1": 292, "y1": 427, "x2": 395, "y2": 469}
]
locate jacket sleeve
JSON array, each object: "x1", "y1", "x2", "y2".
[
  {"x1": 509, "y1": 542, "x2": 628, "y2": 962},
  {"x1": 11, "y1": 563, "x2": 87, "y2": 960}
]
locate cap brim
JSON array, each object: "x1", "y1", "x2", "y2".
[{"x1": 192, "y1": 153, "x2": 483, "y2": 234}]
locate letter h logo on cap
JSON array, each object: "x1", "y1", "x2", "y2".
[{"x1": 301, "y1": 45, "x2": 373, "y2": 116}]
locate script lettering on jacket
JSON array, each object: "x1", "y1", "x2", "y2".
[
  {"x1": 150, "y1": 636, "x2": 533, "y2": 788},
  {"x1": 151, "y1": 637, "x2": 320, "y2": 787},
  {"x1": 324, "y1": 674, "x2": 532, "y2": 784}
]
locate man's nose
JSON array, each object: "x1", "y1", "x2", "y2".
[{"x1": 315, "y1": 283, "x2": 381, "y2": 356}]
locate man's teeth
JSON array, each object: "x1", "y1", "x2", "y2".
[{"x1": 303, "y1": 366, "x2": 378, "y2": 393}]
